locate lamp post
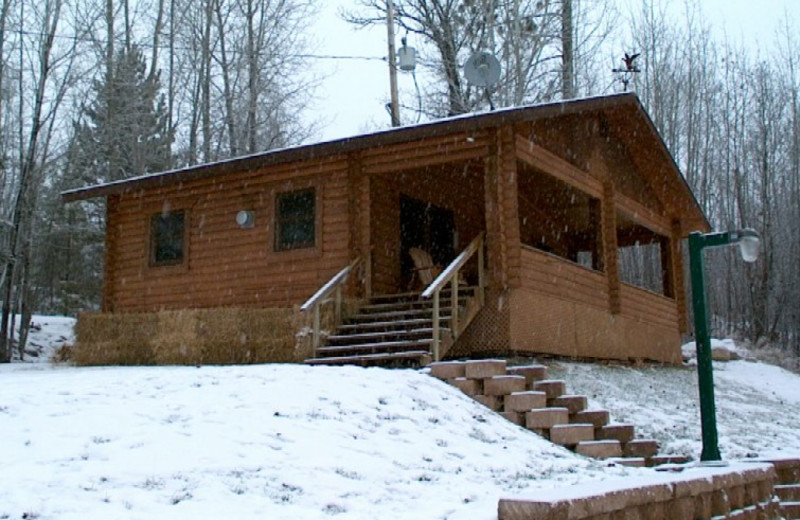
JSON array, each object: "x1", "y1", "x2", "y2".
[{"x1": 688, "y1": 228, "x2": 760, "y2": 462}]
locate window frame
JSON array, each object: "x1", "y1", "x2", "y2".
[
  {"x1": 149, "y1": 209, "x2": 188, "y2": 267},
  {"x1": 273, "y1": 187, "x2": 318, "y2": 253}
]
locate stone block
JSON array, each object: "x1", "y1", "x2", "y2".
[
  {"x1": 728, "y1": 485, "x2": 745, "y2": 511},
  {"x1": 674, "y1": 475, "x2": 714, "y2": 499},
  {"x1": 575, "y1": 440, "x2": 622, "y2": 459},
  {"x1": 597, "y1": 424, "x2": 635, "y2": 443},
  {"x1": 507, "y1": 364, "x2": 549, "y2": 385},
  {"x1": 549, "y1": 394, "x2": 588, "y2": 414},
  {"x1": 525, "y1": 407, "x2": 569, "y2": 429},
  {"x1": 500, "y1": 411, "x2": 525, "y2": 426},
  {"x1": 571, "y1": 409, "x2": 610, "y2": 428},
  {"x1": 464, "y1": 359, "x2": 507, "y2": 379},
  {"x1": 550, "y1": 423, "x2": 595, "y2": 446},
  {"x1": 504, "y1": 391, "x2": 547, "y2": 412},
  {"x1": 533, "y1": 379, "x2": 567, "y2": 399},
  {"x1": 623, "y1": 439, "x2": 659, "y2": 458},
  {"x1": 483, "y1": 375, "x2": 526, "y2": 396},
  {"x1": 673, "y1": 497, "x2": 696, "y2": 520},
  {"x1": 780, "y1": 502, "x2": 800, "y2": 519},
  {"x1": 775, "y1": 483, "x2": 800, "y2": 502},
  {"x1": 449, "y1": 377, "x2": 482, "y2": 396},
  {"x1": 711, "y1": 346, "x2": 732, "y2": 361},
  {"x1": 429, "y1": 361, "x2": 465, "y2": 379},
  {"x1": 693, "y1": 492, "x2": 713, "y2": 519},
  {"x1": 498, "y1": 499, "x2": 567, "y2": 520},
  {"x1": 609, "y1": 457, "x2": 646, "y2": 468},
  {"x1": 711, "y1": 488, "x2": 732, "y2": 517},
  {"x1": 649, "y1": 455, "x2": 692, "y2": 467},
  {"x1": 473, "y1": 394, "x2": 502, "y2": 411}
]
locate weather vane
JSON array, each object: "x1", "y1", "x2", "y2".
[{"x1": 612, "y1": 52, "x2": 640, "y2": 92}]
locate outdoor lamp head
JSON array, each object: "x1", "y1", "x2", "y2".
[{"x1": 735, "y1": 229, "x2": 760, "y2": 263}]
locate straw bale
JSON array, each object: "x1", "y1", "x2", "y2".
[
  {"x1": 74, "y1": 312, "x2": 156, "y2": 365},
  {"x1": 152, "y1": 310, "x2": 203, "y2": 365}
]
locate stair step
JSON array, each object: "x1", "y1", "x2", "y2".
[
  {"x1": 504, "y1": 391, "x2": 548, "y2": 413},
  {"x1": 315, "y1": 339, "x2": 432, "y2": 356},
  {"x1": 776, "y1": 484, "x2": 800, "y2": 503},
  {"x1": 609, "y1": 457, "x2": 646, "y2": 468},
  {"x1": 532, "y1": 379, "x2": 566, "y2": 399},
  {"x1": 525, "y1": 407, "x2": 570, "y2": 429},
  {"x1": 570, "y1": 410, "x2": 610, "y2": 428},
  {"x1": 326, "y1": 328, "x2": 441, "y2": 345},
  {"x1": 597, "y1": 424, "x2": 636, "y2": 443},
  {"x1": 304, "y1": 350, "x2": 431, "y2": 366},
  {"x1": 624, "y1": 439, "x2": 659, "y2": 459},
  {"x1": 507, "y1": 364, "x2": 549, "y2": 385},
  {"x1": 549, "y1": 395, "x2": 588, "y2": 415},
  {"x1": 348, "y1": 308, "x2": 455, "y2": 322},
  {"x1": 649, "y1": 455, "x2": 693, "y2": 467},
  {"x1": 359, "y1": 297, "x2": 469, "y2": 313},
  {"x1": 575, "y1": 440, "x2": 623, "y2": 459},
  {"x1": 550, "y1": 423, "x2": 594, "y2": 446},
  {"x1": 338, "y1": 318, "x2": 446, "y2": 332}
]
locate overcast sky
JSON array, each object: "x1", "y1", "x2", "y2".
[{"x1": 307, "y1": 0, "x2": 800, "y2": 142}]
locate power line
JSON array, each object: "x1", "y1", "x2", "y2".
[{"x1": 0, "y1": 27, "x2": 387, "y2": 62}]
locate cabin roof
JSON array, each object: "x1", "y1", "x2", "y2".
[{"x1": 61, "y1": 92, "x2": 709, "y2": 232}]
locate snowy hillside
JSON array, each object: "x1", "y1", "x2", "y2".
[{"x1": 1, "y1": 318, "x2": 799, "y2": 519}]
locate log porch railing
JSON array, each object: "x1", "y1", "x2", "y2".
[
  {"x1": 422, "y1": 232, "x2": 485, "y2": 361},
  {"x1": 300, "y1": 251, "x2": 372, "y2": 357}
]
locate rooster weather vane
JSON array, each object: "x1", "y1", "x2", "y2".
[{"x1": 612, "y1": 52, "x2": 641, "y2": 92}]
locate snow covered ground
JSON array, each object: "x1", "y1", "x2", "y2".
[{"x1": 1, "y1": 318, "x2": 799, "y2": 519}]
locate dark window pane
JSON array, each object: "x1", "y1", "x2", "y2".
[
  {"x1": 151, "y1": 211, "x2": 185, "y2": 265},
  {"x1": 276, "y1": 188, "x2": 315, "y2": 251}
]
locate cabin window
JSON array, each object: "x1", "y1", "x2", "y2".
[
  {"x1": 150, "y1": 210, "x2": 185, "y2": 266},
  {"x1": 616, "y1": 214, "x2": 673, "y2": 297},
  {"x1": 518, "y1": 166, "x2": 603, "y2": 271},
  {"x1": 275, "y1": 188, "x2": 316, "y2": 251}
]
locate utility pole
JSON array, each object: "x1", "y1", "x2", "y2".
[{"x1": 386, "y1": 0, "x2": 400, "y2": 127}]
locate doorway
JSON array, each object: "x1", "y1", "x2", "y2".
[{"x1": 400, "y1": 194, "x2": 455, "y2": 288}]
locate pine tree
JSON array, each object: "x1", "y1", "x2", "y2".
[
  {"x1": 72, "y1": 44, "x2": 172, "y2": 185},
  {"x1": 43, "y1": 45, "x2": 173, "y2": 314}
]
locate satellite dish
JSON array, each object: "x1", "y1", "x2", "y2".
[{"x1": 464, "y1": 51, "x2": 501, "y2": 88}]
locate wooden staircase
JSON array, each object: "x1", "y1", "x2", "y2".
[
  {"x1": 304, "y1": 289, "x2": 478, "y2": 366},
  {"x1": 429, "y1": 359, "x2": 691, "y2": 466}
]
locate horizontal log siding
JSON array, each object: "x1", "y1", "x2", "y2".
[
  {"x1": 519, "y1": 246, "x2": 608, "y2": 309},
  {"x1": 619, "y1": 283, "x2": 679, "y2": 329},
  {"x1": 107, "y1": 159, "x2": 351, "y2": 312}
]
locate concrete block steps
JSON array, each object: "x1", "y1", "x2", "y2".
[
  {"x1": 428, "y1": 359, "x2": 674, "y2": 465},
  {"x1": 763, "y1": 459, "x2": 800, "y2": 520}
]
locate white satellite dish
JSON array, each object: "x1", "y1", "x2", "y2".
[{"x1": 464, "y1": 51, "x2": 501, "y2": 88}]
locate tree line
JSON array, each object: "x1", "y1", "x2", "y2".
[{"x1": 1, "y1": 0, "x2": 798, "y2": 361}]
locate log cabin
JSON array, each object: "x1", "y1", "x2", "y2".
[{"x1": 63, "y1": 93, "x2": 709, "y2": 366}]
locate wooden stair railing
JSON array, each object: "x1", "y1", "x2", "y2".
[
  {"x1": 421, "y1": 232, "x2": 485, "y2": 361},
  {"x1": 300, "y1": 251, "x2": 372, "y2": 358}
]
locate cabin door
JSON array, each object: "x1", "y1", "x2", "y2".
[{"x1": 400, "y1": 194, "x2": 455, "y2": 289}]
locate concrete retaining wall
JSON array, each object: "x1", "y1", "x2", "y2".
[{"x1": 499, "y1": 463, "x2": 777, "y2": 520}]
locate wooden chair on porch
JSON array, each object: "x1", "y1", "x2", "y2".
[{"x1": 409, "y1": 247, "x2": 442, "y2": 289}]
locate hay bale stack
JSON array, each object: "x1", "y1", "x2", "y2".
[{"x1": 74, "y1": 307, "x2": 307, "y2": 366}]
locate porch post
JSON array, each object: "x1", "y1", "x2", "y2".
[
  {"x1": 589, "y1": 145, "x2": 620, "y2": 314},
  {"x1": 348, "y1": 153, "x2": 371, "y2": 298},
  {"x1": 483, "y1": 127, "x2": 521, "y2": 289},
  {"x1": 670, "y1": 219, "x2": 688, "y2": 333}
]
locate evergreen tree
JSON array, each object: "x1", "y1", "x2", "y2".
[
  {"x1": 72, "y1": 44, "x2": 172, "y2": 185},
  {"x1": 41, "y1": 45, "x2": 173, "y2": 315}
]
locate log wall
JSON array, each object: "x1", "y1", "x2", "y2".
[
  {"x1": 508, "y1": 247, "x2": 681, "y2": 363},
  {"x1": 105, "y1": 157, "x2": 351, "y2": 312}
]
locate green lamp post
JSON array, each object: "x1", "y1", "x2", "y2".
[{"x1": 688, "y1": 228, "x2": 760, "y2": 462}]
